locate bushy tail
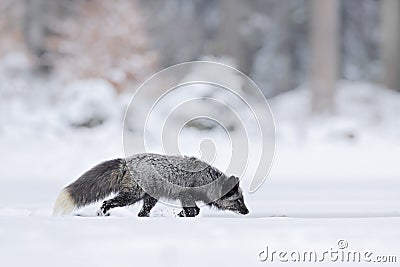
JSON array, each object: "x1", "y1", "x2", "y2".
[{"x1": 53, "y1": 158, "x2": 127, "y2": 216}]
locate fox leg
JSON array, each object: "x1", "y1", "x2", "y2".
[
  {"x1": 178, "y1": 195, "x2": 200, "y2": 217},
  {"x1": 98, "y1": 191, "x2": 144, "y2": 215},
  {"x1": 137, "y1": 194, "x2": 158, "y2": 217}
]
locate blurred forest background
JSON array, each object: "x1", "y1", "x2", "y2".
[
  {"x1": 1, "y1": 2, "x2": 400, "y2": 264},
  {"x1": 1, "y1": 0, "x2": 400, "y2": 168},
  {"x1": 1, "y1": 0, "x2": 399, "y2": 105}
]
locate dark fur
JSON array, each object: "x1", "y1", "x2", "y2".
[
  {"x1": 65, "y1": 159, "x2": 127, "y2": 207},
  {"x1": 59, "y1": 153, "x2": 249, "y2": 217}
]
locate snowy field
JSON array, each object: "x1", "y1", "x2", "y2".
[{"x1": 1, "y1": 64, "x2": 400, "y2": 267}]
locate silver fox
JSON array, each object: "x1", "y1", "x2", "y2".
[{"x1": 53, "y1": 153, "x2": 249, "y2": 217}]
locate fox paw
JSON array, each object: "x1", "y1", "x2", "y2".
[
  {"x1": 178, "y1": 207, "x2": 200, "y2": 217},
  {"x1": 177, "y1": 210, "x2": 186, "y2": 217},
  {"x1": 138, "y1": 210, "x2": 151, "y2": 217},
  {"x1": 96, "y1": 209, "x2": 110, "y2": 217}
]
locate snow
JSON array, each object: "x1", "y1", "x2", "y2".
[
  {"x1": 0, "y1": 59, "x2": 399, "y2": 266},
  {"x1": 1, "y1": 216, "x2": 399, "y2": 267}
]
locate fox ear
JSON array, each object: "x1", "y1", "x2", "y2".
[{"x1": 223, "y1": 175, "x2": 239, "y2": 195}]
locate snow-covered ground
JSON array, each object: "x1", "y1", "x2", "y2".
[{"x1": 0, "y1": 56, "x2": 399, "y2": 267}]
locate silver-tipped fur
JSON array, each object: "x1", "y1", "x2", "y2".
[{"x1": 53, "y1": 154, "x2": 249, "y2": 217}]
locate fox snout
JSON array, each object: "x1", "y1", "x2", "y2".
[
  {"x1": 234, "y1": 198, "x2": 249, "y2": 215},
  {"x1": 238, "y1": 204, "x2": 249, "y2": 215}
]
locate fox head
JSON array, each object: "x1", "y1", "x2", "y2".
[{"x1": 210, "y1": 175, "x2": 249, "y2": 215}]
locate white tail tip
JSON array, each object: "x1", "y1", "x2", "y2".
[{"x1": 53, "y1": 189, "x2": 75, "y2": 216}]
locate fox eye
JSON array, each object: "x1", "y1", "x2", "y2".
[{"x1": 224, "y1": 188, "x2": 236, "y2": 198}]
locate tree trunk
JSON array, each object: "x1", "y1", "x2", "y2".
[
  {"x1": 382, "y1": 0, "x2": 400, "y2": 90},
  {"x1": 311, "y1": 0, "x2": 340, "y2": 114},
  {"x1": 217, "y1": 0, "x2": 248, "y2": 73}
]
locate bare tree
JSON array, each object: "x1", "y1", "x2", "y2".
[
  {"x1": 382, "y1": 0, "x2": 400, "y2": 90},
  {"x1": 311, "y1": 0, "x2": 340, "y2": 114},
  {"x1": 23, "y1": 0, "x2": 59, "y2": 72},
  {"x1": 216, "y1": 0, "x2": 249, "y2": 72}
]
